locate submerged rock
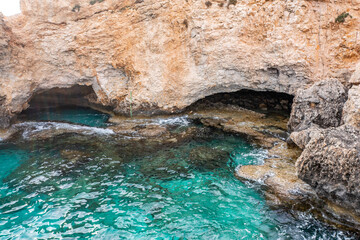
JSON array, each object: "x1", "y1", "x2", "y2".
[
  {"x1": 138, "y1": 150, "x2": 190, "y2": 179},
  {"x1": 60, "y1": 149, "x2": 91, "y2": 165},
  {"x1": 189, "y1": 146, "x2": 229, "y2": 170}
]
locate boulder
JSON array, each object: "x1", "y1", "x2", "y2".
[
  {"x1": 288, "y1": 79, "x2": 347, "y2": 132},
  {"x1": 290, "y1": 126, "x2": 323, "y2": 149},
  {"x1": 0, "y1": 114, "x2": 12, "y2": 129}
]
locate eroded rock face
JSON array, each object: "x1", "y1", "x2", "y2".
[
  {"x1": 287, "y1": 75, "x2": 360, "y2": 226},
  {"x1": 288, "y1": 79, "x2": 347, "y2": 132},
  {"x1": 342, "y1": 85, "x2": 360, "y2": 130},
  {"x1": 1, "y1": 0, "x2": 360, "y2": 127},
  {"x1": 0, "y1": 13, "x2": 13, "y2": 128},
  {"x1": 290, "y1": 126, "x2": 323, "y2": 149},
  {"x1": 296, "y1": 125, "x2": 360, "y2": 219}
]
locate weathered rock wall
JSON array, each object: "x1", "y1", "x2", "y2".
[
  {"x1": 0, "y1": 13, "x2": 14, "y2": 128},
  {"x1": 289, "y1": 78, "x2": 360, "y2": 224},
  {"x1": 1, "y1": 0, "x2": 360, "y2": 126},
  {"x1": 296, "y1": 125, "x2": 360, "y2": 218}
]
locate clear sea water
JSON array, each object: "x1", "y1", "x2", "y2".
[
  {"x1": 21, "y1": 107, "x2": 110, "y2": 127},
  {"x1": 0, "y1": 108, "x2": 357, "y2": 239}
]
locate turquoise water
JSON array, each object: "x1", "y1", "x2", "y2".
[
  {"x1": 21, "y1": 107, "x2": 110, "y2": 127},
  {"x1": 0, "y1": 108, "x2": 357, "y2": 239}
]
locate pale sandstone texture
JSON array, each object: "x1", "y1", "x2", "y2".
[
  {"x1": 342, "y1": 85, "x2": 360, "y2": 129},
  {"x1": 1, "y1": 0, "x2": 360, "y2": 126}
]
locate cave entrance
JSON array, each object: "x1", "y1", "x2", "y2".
[
  {"x1": 187, "y1": 89, "x2": 295, "y2": 145},
  {"x1": 25, "y1": 85, "x2": 98, "y2": 111},
  {"x1": 189, "y1": 89, "x2": 294, "y2": 115},
  {"x1": 19, "y1": 85, "x2": 110, "y2": 127}
]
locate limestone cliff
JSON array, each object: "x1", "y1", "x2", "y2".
[{"x1": 1, "y1": 0, "x2": 360, "y2": 126}]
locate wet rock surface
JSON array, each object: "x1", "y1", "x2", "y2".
[
  {"x1": 236, "y1": 140, "x2": 312, "y2": 208},
  {"x1": 9, "y1": 122, "x2": 115, "y2": 141},
  {"x1": 189, "y1": 105, "x2": 288, "y2": 148},
  {"x1": 236, "y1": 158, "x2": 316, "y2": 207},
  {"x1": 109, "y1": 121, "x2": 169, "y2": 139}
]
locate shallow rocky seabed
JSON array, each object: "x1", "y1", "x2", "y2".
[{"x1": 0, "y1": 107, "x2": 358, "y2": 239}]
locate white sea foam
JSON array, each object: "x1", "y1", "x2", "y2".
[
  {"x1": 117, "y1": 115, "x2": 190, "y2": 126},
  {"x1": 242, "y1": 150, "x2": 268, "y2": 164},
  {"x1": 233, "y1": 149, "x2": 268, "y2": 173},
  {"x1": 154, "y1": 116, "x2": 190, "y2": 126},
  {"x1": 14, "y1": 121, "x2": 115, "y2": 139}
]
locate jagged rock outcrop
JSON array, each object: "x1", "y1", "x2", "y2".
[
  {"x1": 290, "y1": 126, "x2": 323, "y2": 149},
  {"x1": 1, "y1": 0, "x2": 360, "y2": 127},
  {"x1": 0, "y1": 13, "x2": 13, "y2": 128},
  {"x1": 289, "y1": 77, "x2": 360, "y2": 224},
  {"x1": 288, "y1": 79, "x2": 347, "y2": 132},
  {"x1": 296, "y1": 125, "x2": 360, "y2": 220}
]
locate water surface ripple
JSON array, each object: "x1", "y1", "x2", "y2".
[{"x1": 0, "y1": 108, "x2": 357, "y2": 239}]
